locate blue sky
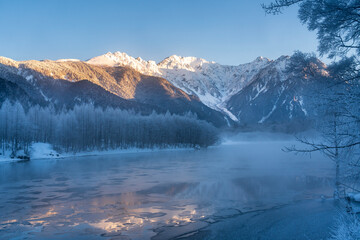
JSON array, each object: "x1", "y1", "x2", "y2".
[{"x1": 0, "y1": 0, "x2": 320, "y2": 65}]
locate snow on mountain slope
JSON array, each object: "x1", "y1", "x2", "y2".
[
  {"x1": 0, "y1": 51, "x2": 331, "y2": 127},
  {"x1": 226, "y1": 54, "x2": 330, "y2": 130},
  {"x1": 87, "y1": 52, "x2": 272, "y2": 120},
  {"x1": 0, "y1": 56, "x2": 231, "y2": 127},
  {"x1": 55, "y1": 59, "x2": 81, "y2": 62},
  {"x1": 87, "y1": 52, "x2": 161, "y2": 76}
]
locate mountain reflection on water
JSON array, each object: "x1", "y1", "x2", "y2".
[{"x1": 0, "y1": 137, "x2": 334, "y2": 239}]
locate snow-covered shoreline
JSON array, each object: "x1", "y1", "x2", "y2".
[
  {"x1": 48, "y1": 146, "x2": 194, "y2": 160},
  {"x1": 0, "y1": 142, "x2": 195, "y2": 163}
]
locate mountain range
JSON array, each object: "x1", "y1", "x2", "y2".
[{"x1": 0, "y1": 52, "x2": 331, "y2": 130}]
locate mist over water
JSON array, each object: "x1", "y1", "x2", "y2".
[{"x1": 0, "y1": 133, "x2": 335, "y2": 239}]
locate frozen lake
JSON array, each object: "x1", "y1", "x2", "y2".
[{"x1": 0, "y1": 136, "x2": 338, "y2": 239}]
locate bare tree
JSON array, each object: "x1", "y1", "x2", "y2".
[
  {"x1": 0, "y1": 102, "x2": 219, "y2": 156},
  {"x1": 264, "y1": 0, "x2": 360, "y2": 196}
]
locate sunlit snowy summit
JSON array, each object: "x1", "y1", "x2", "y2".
[{"x1": 0, "y1": 51, "x2": 329, "y2": 128}]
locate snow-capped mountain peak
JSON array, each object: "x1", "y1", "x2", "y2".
[
  {"x1": 254, "y1": 56, "x2": 268, "y2": 62},
  {"x1": 87, "y1": 51, "x2": 139, "y2": 66},
  {"x1": 0, "y1": 51, "x2": 331, "y2": 127},
  {"x1": 86, "y1": 51, "x2": 328, "y2": 123},
  {"x1": 87, "y1": 51, "x2": 160, "y2": 75},
  {"x1": 158, "y1": 55, "x2": 215, "y2": 71},
  {"x1": 86, "y1": 52, "x2": 278, "y2": 119}
]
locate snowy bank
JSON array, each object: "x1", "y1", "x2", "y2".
[
  {"x1": 0, "y1": 143, "x2": 57, "y2": 163},
  {"x1": 58, "y1": 147, "x2": 193, "y2": 159},
  {"x1": 0, "y1": 149, "x2": 23, "y2": 163},
  {"x1": 0, "y1": 142, "x2": 194, "y2": 163},
  {"x1": 346, "y1": 192, "x2": 360, "y2": 203},
  {"x1": 31, "y1": 143, "x2": 60, "y2": 159}
]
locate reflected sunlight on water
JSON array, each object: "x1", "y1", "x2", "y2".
[{"x1": 0, "y1": 140, "x2": 333, "y2": 239}]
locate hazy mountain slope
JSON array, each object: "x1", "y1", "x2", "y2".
[
  {"x1": 44, "y1": 79, "x2": 160, "y2": 112},
  {"x1": 0, "y1": 72, "x2": 158, "y2": 113},
  {"x1": 0, "y1": 69, "x2": 49, "y2": 108},
  {"x1": 0, "y1": 77, "x2": 44, "y2": 108}
]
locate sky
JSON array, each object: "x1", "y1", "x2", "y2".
[{"x1": 0, "y1": 0, "x2": 321, "y2": 65}]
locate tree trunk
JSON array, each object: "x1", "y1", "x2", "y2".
[{"x1": 333, "y1": 115, "x2": 340, "y2": 199}]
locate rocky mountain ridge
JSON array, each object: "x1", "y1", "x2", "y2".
[{"x1": 0, "y1": 52, "x2": 331, "y2": 130}]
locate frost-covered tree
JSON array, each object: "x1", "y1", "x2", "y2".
[
  {"x1": 263, "y1": 0, "x2": 360, "y2": 59},
  {"x1": 264, "y1": 0, "x2": 360, "y2": 192},
  {"x1": 264, "y1": 2, "x2": 360, "y2": 236},
  {"x1": 262, "y1": 0, "x2": 360, "y2": 71},
  {"x1": 0, "y1": 102, "x2": 219, "y2": 156}
]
